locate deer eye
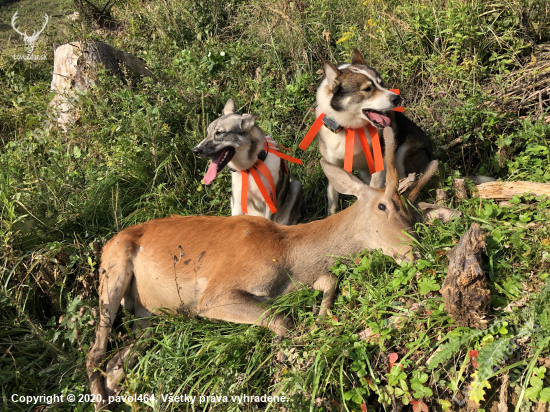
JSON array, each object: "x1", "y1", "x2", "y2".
[{"x1": 378, "y1": 203, "x2": 386, "y2": 211}]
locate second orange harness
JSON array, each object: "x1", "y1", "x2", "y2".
[
  {"x1": 240, "y1": 140, "x2": 302, "y2": 214},
  {"x1": 298, "y1": 89, "x2": 404, "y2": 174}
]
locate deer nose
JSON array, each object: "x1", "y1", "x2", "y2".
[{"x1": 390, "y1": 93, "x2": 401, "y2": 106}]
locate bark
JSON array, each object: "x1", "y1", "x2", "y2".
[{"x1": 441, "y1": 223, "x2": 490, "y2": 329}]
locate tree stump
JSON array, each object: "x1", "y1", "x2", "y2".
[
  {"x1": 50, "y1": 41, "x2": 152, "y2": 130},
  {"x1": 452, "y1": 178, "x2": 468, "y2": 203},
  {"x1": 441, "y1": 223, "x2": 490, "y2": 329},
  {"x1": 436, "y1": 189, "x2": 448, "y2": 205}
]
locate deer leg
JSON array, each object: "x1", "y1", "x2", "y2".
[
  {"x1": 104, "y1": 304, "x2": 151, "y2": 399},
  {"x1": 87, "y1": 259, "x2": 134, "y2": 411},
  {"x1": 313, "y1": 273, "x2": 339, "y2": 318},
  {"x1": 198, "y1": 290, "x2": 292, "y2": 361}
]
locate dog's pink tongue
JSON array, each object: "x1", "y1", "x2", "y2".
[
  {"x1": 203, "y1": 151, "x2": 225, "y2": 185},
  {"x1": 367, "y1": 111, "x2": 391, "y2": 127}
]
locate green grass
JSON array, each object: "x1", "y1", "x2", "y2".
[{"x1": 1, "y1": 0, "x2": 550, "y2": 411}]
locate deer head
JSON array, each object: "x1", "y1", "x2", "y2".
[
  {"x1": 320, "y1": 128, "x2": 438, "y2": 262},
  {"x1": 11, "y1": 11, "x2": 49, "y2": 55}
]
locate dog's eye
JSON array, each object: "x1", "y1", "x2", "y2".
[
  {"x1": 378, "y1": 203, "x2": 386, "y2": 211},
  {"x1": 363, "y1": 86, "x2": 373, "y2": 92}
]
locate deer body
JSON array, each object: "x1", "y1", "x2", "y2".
[
  {"x1": 87, "y1": 128, "x2": 437, "y2": 410},
  {"x1": 102, "y1": 208, "x2": 362, "y2": 317}
]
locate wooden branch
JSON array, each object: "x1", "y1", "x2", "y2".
[
  {"x1": 438, "y1": 137, "x2": 462, "y2": 151},
  {"x1": 398, "y1": 173, "x2": 418, "y2": 195},
  {"x1": 476, "y1": 181, "x2": 550, "y2": 200}
]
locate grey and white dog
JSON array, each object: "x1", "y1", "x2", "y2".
[{"x1": 193, "y1": 99, "x2": 303, "y2": 225}]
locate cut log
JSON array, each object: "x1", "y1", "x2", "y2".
[
  {"x1": 50, "y1": 41, "x2": 152, "y2": 130},
  {"x1": 476, "y1": 181, "x2": 550, "y2": 200},
  {"x1": 441, "y1": 223, "x2": 490, "y2": 329}
]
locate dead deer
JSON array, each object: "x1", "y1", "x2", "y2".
[{"x1": 86, "y1": 128, "x2": 438, "y2": 410}]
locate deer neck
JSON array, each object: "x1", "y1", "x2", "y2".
[{"x1": 287, "y1": 202, "x2": 366, "y2": 273}]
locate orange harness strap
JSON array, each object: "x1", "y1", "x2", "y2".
[
  {"x1": 265, "y1": 139, "x2": 303, "y2": 176},
  {"x1": 265, "y1": 141, "x2": 303, "y2": 166},
  {"x1": 298, "y1": 89, "x2": 404, "y2": 173},
  {"x1": 357, "y1": 127, "x2": 375, "y2": 174},
  {"x1": 240, "y1": 139, "x2": 303, "y2": 215},
  {"x1": 299, "y1": 113, "x2": 325, "y2": 150},
  {"x1": 366, "y1": 124, "x2": 384, "y2": 172},
  {"x1": 241, "y1": 165, "x2": 277, "y2": 215},
  {"x1": 344, "y1": 129, "x2": 355, "y2": 173},
  {"x1": 254, "y1": 160, "x2": 277, "y2": 207},
  {"x1": 249, "y1": 164, "x2": 277, "y2": 214}
]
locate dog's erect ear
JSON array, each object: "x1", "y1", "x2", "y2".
[
  {"x1": 223, "y1": 99, "x2": 235, "y2": 115},
  {"x1": 324, "y1": 62, "x2": 341, "y2": 91},
  {"x1": 240, "y1": 113, "x2": 258, "y2": 132},
  {"x1": 351, "y1": 48, "x2": 365, "y2": 65}
]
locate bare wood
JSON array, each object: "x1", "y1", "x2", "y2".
[
  {"x1": 453, "y1": 178, "x2": 468, "y2": 202},
  {"x1": 438, "y1": 137, "x2": 462, "y2": 151},
  {"x1": 441, "y1": 223, "x2": 490, "y2": 329},
  {"x1": 476, "y1": 181, "x2": 550, "y2": 200},
  {"x1": 398, "y1": 173, "x2": 417, "y2": 195},
  {"x1": 497, "y1": 373, "x2": 509, "y2": 412},
  {"x1": 436, "y1": 189, "x2": 448, "y2": 205}
]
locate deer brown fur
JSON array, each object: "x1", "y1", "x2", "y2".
[{"x1": 86, "y1": 127, "x2": 438, "y2": 410}]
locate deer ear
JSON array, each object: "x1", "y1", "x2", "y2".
[
  {"x1": 351, "y1": 48, "x2": 365, "y2": 65},
  {"x1": 223, "y1": 99, "x2": 235, "y2": 115},
  {"x1": 321, "y1": 160, "x2": 375, "y2": 198},
  {"x1": 324, "y1": 62, "x2": 341, "y2": 91},
  {"x1": 240, "y1": 113, "x2": 258, "y2": 132}
]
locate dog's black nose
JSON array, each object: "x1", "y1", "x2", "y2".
[
  {"x1": 390, "y1": 93, "x2": 401, "y2": 106},
  {"x1": 192, "y1": 146, "x2": 201, "y2": 156}
]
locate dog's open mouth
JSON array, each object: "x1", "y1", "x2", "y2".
[
  {"x1": 203, "y1": 147, "x2": 235, "y2": 185},
  {"x1": 363, "y1": 109, "x2": 391, "y2": 128}
]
